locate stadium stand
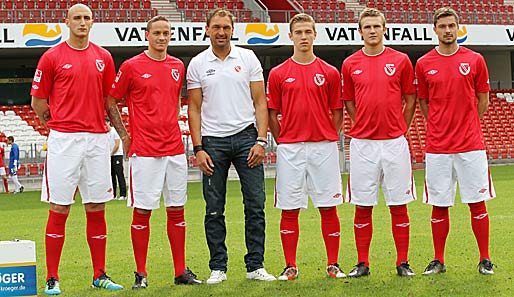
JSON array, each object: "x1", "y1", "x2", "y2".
[{"x1": 0, "y1": 0, "x2": 157, "y2": 22}]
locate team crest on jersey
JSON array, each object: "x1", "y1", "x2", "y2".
[
  {"x1": 459, "y1": 63, "x2": 470, "y2": 75},
  {"x1": 114, "y1": 70, "x2": 122, "y2": 83},
  {"x1": 234, "y1": 65, "x2": 241, "y2": 73},
  {"x1": 171, "y1": 69, "x2": 180, "y2": 81},
  {"x1": 314, "y1": 73, "x2": 325, "y2": 86},
  {"x1": 95, "y1": 59, "x2": 105, "y2": 72},
  {"x1": 33, "y1": 69, "x2": 42, "y2": 82},
  {"x1": 384, "y1": 64, "x2": 396, "y2": 76}
]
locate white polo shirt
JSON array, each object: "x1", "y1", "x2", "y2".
[{"x1": 186, "y1": 45, "x2": 264, "y2": 137}]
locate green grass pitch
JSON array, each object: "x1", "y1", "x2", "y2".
[{"x1": 0, "y1": 165, "x2": 513, "y2": 296}]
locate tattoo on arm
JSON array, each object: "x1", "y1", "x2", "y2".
[
  {"x1": 42, "y1": 110, "x2": 51, "y2": 122},
  {"x1": 107, "y1": 103, "x2": 129, "y2": 139}
]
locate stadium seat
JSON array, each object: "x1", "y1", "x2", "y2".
[{"x1": 28, "y1": 163, "x2": 39, "y2": 176}]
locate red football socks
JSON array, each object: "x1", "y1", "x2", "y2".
[
  {"x1": 3, "y1": 178, "x2": 8, "y2": 193},
  {"x1": 469, "y1": 201, "x2": 490, "y2": 261},
  {"x1": 86, "y1": 210, "x2": 107, "y2": 279},
  {"x1": 131, "y1": 209, "x2": 151, "y2": 276},
  {"x1": 319, "y1": 207, "x2": 341, "y2": 265},
  {"x1": 390, "y1": 205, "x2": 410, "y2": 266},
  {"x1": 280, "y1": 210, "x2": 300, "y2": 267},
  {"x1": 431, "y1": 206, "x2": 449, "y2": 263},
  {"x1": 45, "y1": 210, "x2": 68, "y2": 280},
  {"x1": 354, "y1": 207, "x2": 373, "y2": 267},
  {"x1": 167, "y1": 208, "x2": 186, "y2": 277}
]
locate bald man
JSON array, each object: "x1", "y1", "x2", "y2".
[{"x1": 31, "y1": 4, "x2": 123, "y2": 295}]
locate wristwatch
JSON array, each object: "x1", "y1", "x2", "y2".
[
  {"x1": 256, "y1": 137, "x2": 268, "y2": 149},
  {"x1": 193, "y1": 145, "x2": 204, "y2": 156}
]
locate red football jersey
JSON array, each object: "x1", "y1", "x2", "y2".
[
  {"x1": 416, "y1": 46, "x2": 489, "y2": 153},
  {"x1": 31, "y1": 42, "x2": 115, "y2": 133},
  {"x1": 342, "y1": 47, "x2": 416, "y2": 140},
  {"x1": 110, "y1": 52, "x2": 185, "y2": 157},
  {"x1": 0, "y1": 147, "x2": 4, "y2": 167},
  {"x1": 267, "y1": 57, "x2": 342, "y2": 143}
]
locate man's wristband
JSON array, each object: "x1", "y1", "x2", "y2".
[
  {"x1": 193, "y1": 145, "x2": 204, "y2": 156},
  {"x1": 256, "y1": 137, "x2": 268, "y2": 144}
]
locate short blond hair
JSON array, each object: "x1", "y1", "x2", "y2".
[
  {"x1": 289, "y1": 13, "x2": 316, "y2": 33},
  {"x1": 358, "y1": 7, "x2": 386, "y2": 29}
]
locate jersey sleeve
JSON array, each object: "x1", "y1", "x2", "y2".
[
  {"x1": 186, "y1": 57, "x2": 201, "y2": 90},
  {"x1": 475, "y1": 54, "x2": 490, "y2": 93},
  {"x1": 400, "y1": 55, "x2": 416, "y2": 95},
  {"x1": 341, "y1": 59, "x2": 355, "y2": 101},
  {"x1": 176, "y1": 62, "x2": 185, "y2": 100},
  {"x1": 109, "y1": 61, "x2": 131, "y2": 100},
  {"x1": 328, "y1": 67, "x2": 343, "y2": 109},
  {"x1": 248, "y1": 50, "x2": 264, "y2": 82},
  {"x1": 30, "y1": 52, "x2": 54, "y2": 99},
  {"x1": 266, "y1": 67, "x2": 281, "y2": 110},
  {"x1": 415, "y1": 59, "x2": 428, "y2": 100},
  {"x1": 102, "y1": 52, "x2": 116, "y2": 98}
]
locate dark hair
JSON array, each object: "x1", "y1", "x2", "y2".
[
  {"x1": 7, "y1": 136, "x2": 14, "y2": 142},
  {"x1": 206, "y1": 8, "x2": 234, "y2": 27},
  {"x1": 433, "y1": 7, "x2": 459, "y2": 26}
]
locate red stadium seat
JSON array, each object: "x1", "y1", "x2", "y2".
[
  {"x1": 28, "y1": 163, "x2": 39, "y2": 176},
  {"x1": 17, "y1": 164, "x2": 27, "y2": 176},
  {"x1": 143, "y1": 0, "x2": 151, "y2": 8},
  {"x1": 176, "y1": 0, "x2": 185, "y2": 9}
]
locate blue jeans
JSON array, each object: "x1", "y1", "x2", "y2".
[{"x1": 202, "y1": 125, "x2": 266, "y2": 272}]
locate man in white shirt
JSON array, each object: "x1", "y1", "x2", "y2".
[
  {"x1": 187, "y1": 8, "x2": 275, "y2": 284},
  {"x1": 106, "y1": 119, "x2": 126, "y2": 200}
]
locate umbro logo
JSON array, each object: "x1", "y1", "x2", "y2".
[
  {"x1": 333, "y1": 193, "x2": 342, "y2": 199},
  {"x1": 131, "y1": 225, "x2": 148, "y2": 230},
  {"x1": 354, "y1": 223, "x2": 369, "y2": 229},
  {"x1": 175, "y1": 222, "x2": 187, "y2": 227},
  {"x1": 141, "y1": 73, "x2": 152, "y2": 79},
  {"x1": 427, "y1": 70, "x2": 438, "y2": 75},
  {"x1": 62, "y1": 64, "x2": 72, "y2": 69},
  {"x1": 328, "y1": 232, "x2": 340, "y2": 237},
  {"x1": 280, "y1": 230, "x2": 295, "y2": 234},
  {"x1": 431, "y1": 218, "x2": 445, "y2": 223},
  {"x1": 46, "y1": 233, "x2": 64, "y2": 238},
  {"x1": 395, "y1": 223, "x2": 410, "y2": 228},
  {"x1": 32, "y1": 85, "x2": 39, "y2": 90},
  {"x1": 91, "y1": 235, "x2": 107, "y2": 240},
  {"x1": 353, "y1": 70, "x2": 363, "y2": 75},
  {"x1": 285, "y1": 77, "x2": 295, "y2": 83},
  {"x1": 473, "y1": 213, "x2": 488, "y2": 220}
]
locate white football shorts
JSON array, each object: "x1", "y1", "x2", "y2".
[
  {"x1": 274, "y1": 141, "x2": 343, "y2": 210},
  {"x1": 346, "y1": 136, "x2": 416, "y2": 206},
  {"x1": 41, "y1": 130, "x2": 113, "y2": 205},
  {"x1": 423, "y1": 150, "x2": 495, "y2": 206},
  {"x1": 128, "y1": 154, "x2": 187, "y2": 210},
  {"x1": 0, "y1": 167, "x2": 5, "y2": 176}
]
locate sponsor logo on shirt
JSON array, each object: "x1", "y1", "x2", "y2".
[
  {"x1": 33, "y1": 69, "x2": 42, "y2": 82},
  {"x1": 285, "y1": 77, "x2": 295, "y2": 83},
  {"x1": 114, "y1": 70, "x2": 122, "y2": 83},
  {"x1": 314, "y1": 73, "x2": 325, "y2": 86},
  {"x1": 206, "y1": 68, "x2": 216, "y2": 76},
  {"x1": 62, "y1": 64, "x2": 72, "y2": 69},
  {"x1": 141, "y1": 73, "x2": 152, "y2": 79},
  {"x1": 427, "y1": 69, "x2": 438, "y2": 75},
  {"x1": 384, "y1": 63, "x2": 396, "y2": 76},
  {"x1": 459, "y1": 63, "x2": 470, "y2": 76},
  {"x1": 234, "y1": 65, "x2": 241, "y2": 72},
  {"x1": 95, "y1": 59, "x2": 105, "y2": 72},
  {"x1": 171, "y1": 69, "x2": 180, "y2": 81},
  {"x1": 352, "y1": 69, "x2": 363, "y2": 75}
]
